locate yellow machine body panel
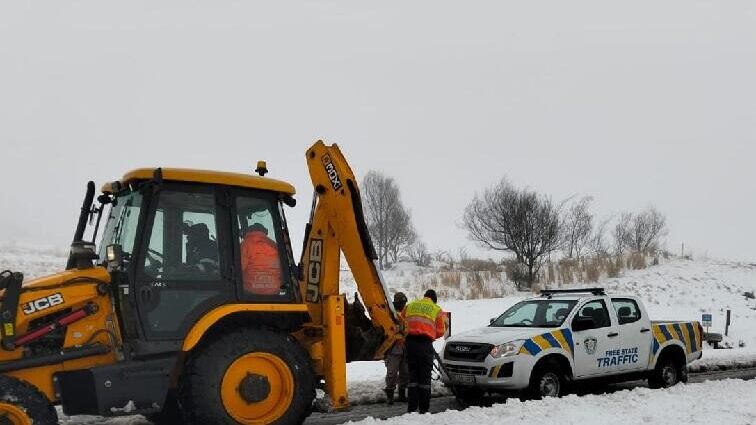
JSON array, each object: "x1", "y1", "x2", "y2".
[
  {"x1": 182, "y1": 303, "x2": 310, "y2": 352},
  {"x1": 101, "y1": 167, "x2": 296, "y2": 195},
  {"x1": 0, "y1": 267, "x2": 122, "y2": 401}
]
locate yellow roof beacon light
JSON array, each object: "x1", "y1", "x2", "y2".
[{"x1": 255, "y1": 161, "x2": 268, "y2": 177}]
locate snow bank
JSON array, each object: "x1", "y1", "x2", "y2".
[{"x1": 349, "y1": 379, "x2": 756, "y2": 425}]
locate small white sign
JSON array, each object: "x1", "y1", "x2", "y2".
[{"x1": 702, "y1": 313, "x2": 712, "y2": 327}]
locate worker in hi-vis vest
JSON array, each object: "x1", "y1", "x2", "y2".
[{"x1": 401, "y1": 289, "x2": 446, "y2": 414}]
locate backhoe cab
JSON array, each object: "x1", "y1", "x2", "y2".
[{"x1": 0, "y1": 141, "x2": 403, "y2": 425}]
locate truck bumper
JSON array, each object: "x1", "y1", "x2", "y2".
[{"x1": 441, "y1": 355, "x2": 534, "y2": 391}]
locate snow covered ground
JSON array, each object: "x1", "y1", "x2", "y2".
[
  {"x1": 2, "y1": 245, "x2": 755, "y2": 422},
  {"x1": 348, "y1": 379, "x2": 756, "y2": 425}
]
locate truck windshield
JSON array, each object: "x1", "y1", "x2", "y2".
[
  {"x1": 98, "y1": 190, "x2": 144, "y2": 261},
  {"x1": 490, "y1": 300, "x2": 577, "y2": 328}
]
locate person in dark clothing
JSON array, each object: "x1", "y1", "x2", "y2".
[{"x1": 402, "y1": 289, "x2": 446, "y2": 414}]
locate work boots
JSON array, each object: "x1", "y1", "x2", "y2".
[
  {"x1": 396, "y1": 386, "x2": 408, "y2": 402},
  {"x1": 384, "y1": 389, "x2": 395, "y2": 405}
]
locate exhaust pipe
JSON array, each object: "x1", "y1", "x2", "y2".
[{"x1": 66, "y1": 181, "x2": 96, "y2": 270}]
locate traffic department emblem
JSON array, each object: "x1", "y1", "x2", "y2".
[{"x1": 584, "y1": 337, "x2": 598, "y2": 355}]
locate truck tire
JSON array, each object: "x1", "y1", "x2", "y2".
[
  {"x1": 453, "y1": 387, "x2": 485, "y2": 406},
  {"x1": 180, "y1": 328, "x2": 315, "y2": 425},
  {"x1": 0, "y1": 375, "x2": 58, "y2": 425},
  {"x1": 648, "y1": 355, "x2": 683, "y2": 389},
  {"x1": 526, "y1": 363, "x2": 565, "y2": 400}
]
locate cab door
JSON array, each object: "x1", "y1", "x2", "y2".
[
  {"x1": 571, "y1": 298, "x2": 620, "y2": 378},
  {"x1": 611, "y1": 298, "x2": 651, "y2": 372},
  {"x1": 133, "y1": 184, "x2": 234, "y2": 345}
]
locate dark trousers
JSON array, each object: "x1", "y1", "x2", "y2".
[{"x1": 405, "y1": 335, "x2": 435, "y2": 413}]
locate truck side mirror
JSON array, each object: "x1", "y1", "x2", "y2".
[
  {"x1": 572, "y1": 317, "x2": 595, "y2": 332},
  {"x1": 489, "y1": 317, "x2": 496, "y2": 325}
]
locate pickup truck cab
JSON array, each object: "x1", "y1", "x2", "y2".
[{"x1": 440, "y1": 288, "x2": 703, "y2": 400}]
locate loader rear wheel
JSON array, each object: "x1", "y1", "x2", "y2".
[
  {"x1": 180, "y1": 328, "x2": 315, "y2": 425},
  {"x1": 0, "y1": 375, "x2": 57, "y2": 425}
]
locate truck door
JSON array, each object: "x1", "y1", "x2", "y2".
[
  {"x1": 571, "y1": 299, "x2": 620, "y2": 378},
  {"x1": 134, "y1": 185, "x2": 233, "y2": 346},
  {"x1": 611, "y1": 298, "x2": 651, "y2": 372}
]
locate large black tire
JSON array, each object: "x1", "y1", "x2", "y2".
[
  {"x1": 648, "y1": 355, "x2": 684, "y2": 389},
  {"x1": 453, "y1": 387, "x2": 485, "y2": 406},
  {"x1": 179, "y1": 328, "x2": 315, "y2": 425},
  {"x1": 0, "y1": 375, "x2": 58, "y2": 425},
  {"x1": 526, "y1": 362, "x2": 566, "y2": 400}
]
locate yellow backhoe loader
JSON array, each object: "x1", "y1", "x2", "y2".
[{"x1": 0, "y1": 141, "x2": 404, "y2": 424}]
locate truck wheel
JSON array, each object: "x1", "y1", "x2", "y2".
[
  {"x1": 454, "y1": 387, "x2": 485, "y2": 406},
  {"x1": 180, "y1": 328, "x2": 315, "y2": 425},
  {"x1": 0, "y1": 375, "x2": 58, "y2": 425},
  {"x1": 648, "y1": 357, "x2": 683, "y2": 389},
  {"x1": 527, "y1": 365, "x2": 565, "y2": 400}
]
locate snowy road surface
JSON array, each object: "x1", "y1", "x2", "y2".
[
  {"x1": 58, "y1": 366, "x2": 756, "y2": 425},
  {"x1": 348, "y1": 379, "x2": 756, "y2": 425}
]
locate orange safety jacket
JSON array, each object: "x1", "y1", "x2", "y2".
[
  {"x1": 401, "y1": 297, "x2": 446, "y2": 341},
  {"x1": 240, "y1": 230, "x2": 281, "y2": 295}
]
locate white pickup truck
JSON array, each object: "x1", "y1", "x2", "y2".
[{"x1": 440, "y1": 288, "x2": 703, "y2": 400}]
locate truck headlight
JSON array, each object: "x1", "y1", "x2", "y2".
[{"x1": 490, "y1": 341, "x2": 523, "y2": 359}]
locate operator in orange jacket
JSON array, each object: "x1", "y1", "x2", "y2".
[
  {"x1": 240, "y1": 223, "x2": 281, "y2": 296},
  {"x1": 401, "y1": 289, "x2": 446, "y2": 414}
]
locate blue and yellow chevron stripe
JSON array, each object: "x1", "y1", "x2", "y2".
[
  {"x1": 519, "y1": 329, "x2": 574, "y2": 356},
  {"x1": 650, "y1": 322, "x2": 702, "y2": 356}
]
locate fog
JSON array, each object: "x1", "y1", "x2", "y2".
[{"x1": 1, "y1": 1, "x2": 754, "y2": 261}]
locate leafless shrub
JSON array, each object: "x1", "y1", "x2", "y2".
[{"x1": 408, "y1": 242, "x2": 432, "y2": 267}]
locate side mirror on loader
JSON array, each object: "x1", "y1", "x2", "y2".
[{"x1": 105, "y1": 244, "x2": 125, "y2": 271}]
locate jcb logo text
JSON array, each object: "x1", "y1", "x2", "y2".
[{"x1": 22, "y1": 293, "x2": 65, "y2": 315}]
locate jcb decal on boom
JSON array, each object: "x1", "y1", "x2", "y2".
[
  {"x1": 307, "y1": 239, "x2": 323, "y2": 303},
  {"x1": 22, "y1": 293, "x2": 65, "y2": 315},
  {"x1": 321, "y1": 154, "x2": 343, "y2": 191}
]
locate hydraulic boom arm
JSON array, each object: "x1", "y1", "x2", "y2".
[{"x1": 298, "y1": 141, "x2": 404, "y2": 409}]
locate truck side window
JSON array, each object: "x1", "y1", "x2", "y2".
[
  {"x1": 611, "y1": 298, "x2": 641, "y2": 325},
  {"x1": 573, "y1": 300, "x2": 611, "y2": 329}
]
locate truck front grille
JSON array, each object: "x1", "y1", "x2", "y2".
[
  {"x1": 444, "y1": 363, "x2": 488, "y2": 376},
  {"x1": 444, "y1": 342, "x2": 493, "y2": 362}
]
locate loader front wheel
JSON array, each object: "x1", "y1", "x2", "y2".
[
  {"x1": 0, "y1": 375, "x2": 57, "y2": 425},
  {"x1": 180, "y1": 328, "x2": 315, "y2": 425}
]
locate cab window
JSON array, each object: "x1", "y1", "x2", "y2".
[
  {"x1": 236, "y1": 194, "x2": 290, "y2": 299},
  {"x1": 140, "y1": 190, "x2": 220, "y2": 281},
  {"x1": 611, "y1": 298, "x2": 642, "y2": 325},
  {"x1": 572, "y1": 300, "x2": 611, "y2": 329}
]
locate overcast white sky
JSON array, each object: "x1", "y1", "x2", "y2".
[{"x1": 1, "y1": 1, "x2": 754, "y2": 262}]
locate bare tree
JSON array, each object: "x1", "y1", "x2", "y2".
[
  {"x1": 361, "y1": 170, "x2": 417, "y2": 269},
  {"x1": 561, "y1": 196, "x2": 594, "y2": 259},
  {"x1": 625, "y1": 206, "x2": 668, "y2": 253},
  {"x1": 463, "y1": 179, "x2": 562, "y2": 289},
  {"x1": 590, "y1": 215, "x2": 612, "y2": 257},
  {"x1": 613, "y1": 207, "x2": 668, "y2": 254},
  {"x1": 613, "y1": 212, "x2": 633, "y2": 256}
]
